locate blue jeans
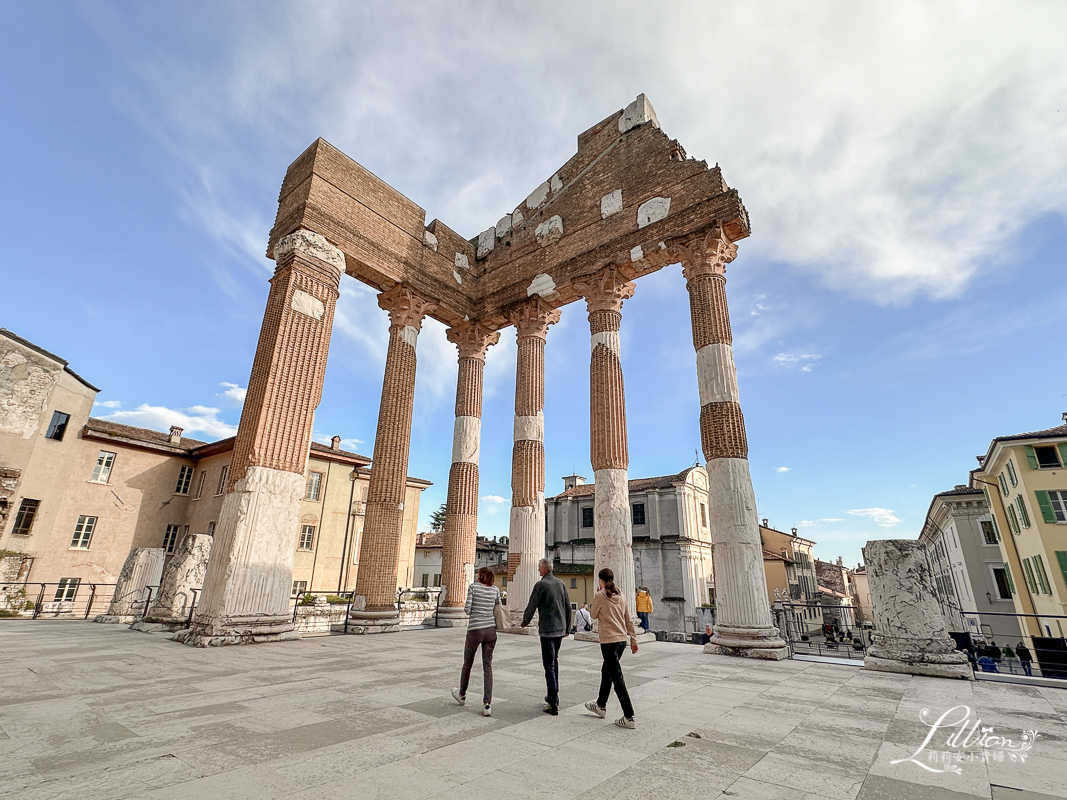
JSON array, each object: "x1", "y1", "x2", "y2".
[
  {"x1": 540, "y1": 636, "x2": 563, "y2": 708},
  {"x1": 637, "y1": 611, "x2": 650, "y2": 631}
]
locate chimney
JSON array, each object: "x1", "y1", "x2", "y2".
[
  {"x1": 976, "y1": 455, "x2": 986, "y2": 466},
  {"x1": 836, "y1": 556, "x2": 844, "y2": 566},
  {"x1": 563, "y1": 474, "x2": 586, "y2": 491},
  {"x1": 762, "y1": 518, "x2": 768, "y2": 527},
  {"x1": 330, "y1": 435, "x2": 341, "y2": 451},
  {"x1": 1062, "y1": 411, "x2": 1067, "y2": 424},
  {"x1": 169, "y1": 426, "x2": 183, "y2": 444}
]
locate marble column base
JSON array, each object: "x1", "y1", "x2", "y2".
[
  {"x1": 705, "y1": 624, "x2": 788, "y2": 660},
  {"x1": 347, "y1": 610, "x2": 402, "y2": 635},
  {"x1": 93, "y1": 614, "x2": 139, "y2": 624},
  {"x1": 129, "y1": 618, "x2": 189, "y2": 634},
  {"x1": 864, "y1": 652, "x2": 973, "y2": 680},
  {"x1": 172, "y1": 615, "x2": 300, "y2": 647},
  {"x1": 429, "y1": 607, "x2": 468, "y2": 628}
]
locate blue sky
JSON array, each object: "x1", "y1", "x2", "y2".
[{"x1": 3, "y1": 2, "x2": 1065, "y2": 567}]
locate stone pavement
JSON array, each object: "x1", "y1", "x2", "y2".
[{"x1": 1, "y1": 621, "x2": 1065, "y2": 800}]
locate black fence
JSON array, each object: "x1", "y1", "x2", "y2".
[
  {"x1": 775, "y1": 600, "x2": 870, "y2": 660},
  {"x1": 0, "y1": 582, "x2": 118, "y2": 620},
  {"x1": 950, "y1": 611, "x2": 1067, "y2": 681}
]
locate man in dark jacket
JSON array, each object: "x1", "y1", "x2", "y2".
[
  {"x1": 522, "y1": 558, "x2": 572, "y2": 715},
  {"x1": 1016, "y1": 642, "x2": 1033, "y2": 676}
]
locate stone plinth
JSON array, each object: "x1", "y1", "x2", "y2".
[
  {"x1": 94, "y1": 548, "x2": 165, "y2": 624},
  {"x1": 432, "y1": 606, "x2": 469, "y2": 628},
  {"x1": 130, "y1": 534, "x2": 212, "y2": 633},
  {"x1": 347, "y1": 609, "x2": 402, "y2": 635},
  {"x1": 862, "y1": 539, "x2": 972, "y2": 680}
]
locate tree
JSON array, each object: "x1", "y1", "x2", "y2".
[{"x1": 429, "y1": 503, "x2": 447, "y2": 532}]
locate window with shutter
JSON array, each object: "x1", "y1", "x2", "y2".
[
  {"x1": 1006, "y1": 504, "x2": 1020, "y2": 534},
  {"x1": 1059, "y1": 443, "x2": 1067, "y2": 468},
  {"x1": 1035, "y1": 491, "x2": 1059, "y2": 523},
  {"x1": 1006, "y1": 459, "x2": 1017, "y2": 486},
  {"x1": 1033, "y1": 554, "x2": 1052, "y2": 594},
  {"x1": 1034, "y1": 445, "x2": 1062, "y2": 469},
  {"x1": 1022, "y1": 557, "x2": 1038, "y2": 593},
  {"x1": 1015, "y1": 495, "x2": 1031, "y2": 528},
  {"x1": 1056, "y1": 551, "x2": 1067, "y2": 592},
  {"x1": 998, "y1": 474, "x2": 1009, "y2": 496},
  {"x1": 1024, "y1": 445, "x2": 1039, "y2": 469},
  {"x1": 1002, "y1": 563, "x2": 1016, "y2": 593}
]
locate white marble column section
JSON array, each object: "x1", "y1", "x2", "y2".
[
  {"x1": 131, "y1": 533, "x2": 213, "y2": 632},
  {"x1": 94, "y1": 548, "x2": 165, "y2": 623}
]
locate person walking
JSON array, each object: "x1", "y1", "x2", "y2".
[
  {"x1": 635, "y1": 587, "x2": 653, "y2": 631},
  {"x1": 521, "y1": 558, "x2": 572, "y2": 715},
  {"x1": 1016, "y1": 642, "x2": 1034, "y2": 676},
  {"x1": 574, "y1": 602, "x2": 592, "y2": 636},
  {"x1": 585, "y1": 567, "x2": 639, "y2": 729},
  {"x1": 451, "y1": 567, "x2": 502, "y2": 717}
]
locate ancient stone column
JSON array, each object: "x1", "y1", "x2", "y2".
[
  {"x1": 349, "y1": 284, "x2": 437, "y2": 634},
  {"x1": 505, "y1": 298, "x2": 560, "y2": 626},
  {"x1": 437, "y1": 321, "x2": 500, "y2": 626},
  {"x1": 94, "y1": 548, "x2": 165, "y2": 623},
  {"x1": 176, "y1": 229, "x2": 345, "y2": 647},
  {"x1": 670, "y1": 228, "x2": 788, "y2": 659},
  {"x1": 130, "y1": 534, "x2": 213, "y2": 633},
  {"x1": 862, "y1": 539, "x2": 972, "y2": 679},
  {"x1": 573, "y1": 266, "x2": 640, "y2": 624}
]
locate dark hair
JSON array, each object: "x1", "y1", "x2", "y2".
[
  {"x1": 598, "y1": 567, "x2": 620, "y2": 598},
  {"x1": 477, "y1": 567, "x2": 495, "y2": 586}
]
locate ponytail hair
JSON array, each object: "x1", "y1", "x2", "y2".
[{"x1": 598, "y1": 567, "x2": 620, "y2": 598}]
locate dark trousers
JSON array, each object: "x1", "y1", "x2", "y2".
[
  {"x1": 540, "y1": 635, "x2": 564, "y2": 707},
  {"x1": 637, "y1": 611, "x2": 650, "y2": 630},
  {"x1": 597, "y1": 641, "x2": 634, "y2": 719},
  {"x1": 1021, "y1": 660, "x2": 1032, "y2": 676},
  {"x1": 460, "y1": 627, "x2": 497, "y2": 705}
]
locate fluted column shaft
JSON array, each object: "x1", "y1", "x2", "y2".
[
  {"x1": 354, "y1": 285, "x2": 436, "y2": 613},
  {"x1": 574, "y1": 267, "x2": 639, "y2": 620},
  {"x1": 440, "y1": 322, "x2": 499, "y2": 609},
  {"x1": 506, "y1": 298, "x2": 560, "y2": 620},
  {"x1": 672, "y1": 228, "x2": 787, "y2": 659},
  {"x1": 182, "y1": 229, "x2": 345, "y2": 646}
]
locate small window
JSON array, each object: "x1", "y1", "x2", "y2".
[
  {"x1": 981, "y1": 520, "x2": 999, "y2": 545},
  {"x1": 1015, "y1": 496, "x2": 1031, "y2": 529},
  {"x1": 998, "y1": 474, "x2": 1009, "y2": 496},
  {"x1": 1006, "y1": 459, "x2": 1018, "y2": 487},
  {"x1": 501, "y1": 576, "x2": 507, "y2": 588},
  {"x1": 1033, "y1": 554, "x2": 1052, "y2": 594},
  {"x1": 421, "y1": 573, "x2": 429, "y2": 587},
  {"x1": 1045, "y1": 490, "x2": 1067, "y2": 523},
  {"x1": 992, "y1": 566, "x2": 1013, "y2": 599},
  {"x1": 54, "y1": 578, "x2": 80, "y2": 602},
  {"x1": 174, "y1": 465, "x2": 194, "y2": 495},
  {"x1": 91, "y1": 451, "x2": 116, "y2": 483},
  {"x1": 195, "y1": 472, "x2": 206, "y2": 500},
  {"x1": 700, "y1": 503, "x2": 708, "y2": 528},
  {"x1": 291, "y1": 580, "x2": 307, "y2": 596},
  {"x1": 1022, "y1": 558, "x2": 1038, "y2": 593},
  {"x1": 163, "y1": 524, "x2": 181, "y2": 553},
  {"x1": 69, "y1": 515, "x2": 97, "y2": 549},
  {"x1": 45, "y1": 411, "x2": 70, "y2": 441},
  {"x1": 581, "y1": 507, "x2": 594, "y2": 528},
  {"x1": 216, "y1": 465, "x2": 229, "y2": 496},
  {"x1": 306, "y1": 472, "x2": 323, "y2": 501},
  {"x1": 632, "y1": 503, "x2": 646, "y2": 526},
  {"x1": 1006, "y1": 504, "x2": 1020, "y2": 535},
  {"x1": 298, "y1": 525, "x2": 316, "y2": 551},
  {"x1": 433, "y1": 573, "x2": 441, "y2": 587},
  {"x1": 570, "y1": 578, "x2": 577, "y2": 589},
  {"x1": 207, "y1": 521, "x2": 216, "y2": 536},
  {"x1": 11, "y1": 499, "x2": 40, "y2": 535},
  {"x1": 1034, "y1": 445, "x2": 1062, "y2": 469}
]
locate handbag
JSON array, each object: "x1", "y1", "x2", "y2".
[{"x1": 494, "y1": 600, "x2": 510, "y2": 631}]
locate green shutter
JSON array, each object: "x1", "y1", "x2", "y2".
[
  {"x1": 1002, "y1": 563, "x2": 1016, "y2": 593},
  {"x1": 1024, "y1": 445, "x2": 1039, "y2": 469},
  {"x1": 999, "y1": 474, "x2": 1009, "y2": 496},
  {"x1": 1022, "y1": 557, "x2": 1038, "y2": 593},
  {"x1": 1035, "y1": 491, "x2": 1056, "y2": 524},
  {"x1": 990, "y1": 514, "x2": 1000, "y2": 537},
  {"x1": 1007, "y1": 459, "x2": 1017, "y2": 486},
  {"x1": 1058, "y1": 443, "x2": 1067, "y2": 468},
  {"x1": 1016, "y1": 495, "x2": 1031, "y2": 528},
  {"x1": 1007, "y1": 504, "x2": 1020, "y2": 534},
  {"x1": 1056, "y1": 551, "x2": 1067, "y2": 593},
  {"x1": 1033, "y1": 554, "x2": 1051, "y2": 594}
]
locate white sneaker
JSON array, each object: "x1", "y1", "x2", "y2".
[
  {"x1": 585, "y1": 701, "x2": 606, "y2": 718},
  {"x1": 615, "y1": 716, "x2": 635, "y2": 729},
  {"x1": 482, "y1": 704, "x2": 492, "y2": 717},
  {"x1": 451, "y1": 688, "x2": 465, "y2": 706}
]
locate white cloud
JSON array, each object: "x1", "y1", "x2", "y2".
[
  {"x1": 481, "y1": 495, "x2": 508, "y2": 504},
  {"x1": 94, "y1": 400, "x2": 122, "y2": 409},
  {"x1": 819, "y1": 518, "x2": 845, "y2": 523},
  {"x1": 848, "y1": 508, "x2": 901, "y2": 527},
  {"x1": 99, "y1": 404, "x2": 237, "y2": 440},
  {"x1": 776, "y1": 466, "x2": 790, "y2": 473},
  {"x1": 219, "y1": 382, "x2": 247, "y2": 404},
  {"x1": 774, "y1": 353, "x2": 821, "y2": 372}
]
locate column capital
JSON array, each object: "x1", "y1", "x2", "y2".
[
  {"x1": 573, "y1": 265, "x2": 636, "y2": 314},
  {"x1": 446, "y1": 320, "x2": 500, "y2": 360},
  {"x1": 507, "y1": 297, "x2": 561, "y2": 340},
  {"x1": 378, "y1": 284, "x2": 437, "y2": 331},
  {"x1": 667, "y1": 225, "x2": 738, "y2": 283},
  {"x1": 274, "y1": 229, "x2": 346, "y2": 274}
]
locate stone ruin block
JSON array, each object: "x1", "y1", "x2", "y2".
[
  {"x1": 94, "y1": 547, "x2": 165, "y2": 624},
  {"x1": 130, "y1": 535, "x2": 212, "y2": 633}
]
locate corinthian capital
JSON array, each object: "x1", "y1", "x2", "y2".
[
  {"x1": 378, "y1": 284, "x2": 437, "y2": 330},
  {"x1": 507, "y1": 297, "x2": 561, "y2": 340},
  {"x1": 573, "y1": 265, "x2": 636, "y2": 314},
  {"x1": 667, "y1": 225, "x2": 738, "y2": 283},
  {"x1": 274, "y1": 229, "x2": 346, "y2": 274},
  {"x1": 446, "y1": 320, "x2": 500, "y2": 360}
]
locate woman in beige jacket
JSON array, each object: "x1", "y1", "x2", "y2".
[{"x1": 584, "y1": 567, "x2": 638, "y2": 729}]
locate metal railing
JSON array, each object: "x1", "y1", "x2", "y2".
[
  {"x1": 0, "y1": 582, "x2": 118, "y2": 620},
  {"x1": 950, "y1": 610, "x2": 1067, "y2": 682},
  {"x1": 774, "y1": 599, "x2": 870, "y2": 660}
]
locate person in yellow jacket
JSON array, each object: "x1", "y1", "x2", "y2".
[{"x1": 635, "y1": 587, "x2": 653, "y2": 631}]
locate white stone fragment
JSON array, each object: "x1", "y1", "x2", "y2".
[
  {"x1": 477, "y1": 228, "x2": 496, "y2": 258},
  {"x1": 593, "y1": 467, "x2": 638, "y2": 619},
  {"x1": 95, "y1": 548, "x2": 165, "y2": 622},
  {"x1": 534, "y1": 215, "x2": 564, "y2": 247},
  {"x1": 400, "y1": 325, "x2": 419, "y2": 349},
  {"x1": 591, "y1": 331, "x2": 620, "y2": 357},
  {"x1": 290, "y1": 289, "x2": 324, "y2": 321},
  {"x1": 526, "y1": 273, "x2": 556, "y2": 297},
  {"x1": 601, "y1": 189, "x2": 623, "y2": 219},
  {"x1": 507, "y1": 502, "x2": 546, "y2": 625},
  {"x1": 452, "y1": 270, "x2": 463, "y2": 285},
  {"x1": 496, "y1": 214, "x2": 512, "y2": 237},
  {"x1": 696, "y1": 343, "x2": 740, "y2": 406},
  {"x1": 525, "y1": 181, "x2": 550, "y2": 209},
  {"x1": 140, "y1": 534, "x2": 213, "y2": 625},
  {"x1": 550, "y1": 173, "x2": 563, "y2": 192},
  {"x1": 455, "y1": 252, "x2": 470, "y2": 270},
  {"x1": 275, "y1": 228, "x2": 345, "y2": 273},
  {"x1": 512, "y1": 207, "x2": 525, "y2": 227},
  {"x1": 629, "y1": 245, "x2": 644, "y2": 262},
  {"x1": 618, "y1": 93, "x2": 661, "y2": 134},
  {"x1": 452, "y1": 416, "x2": 481, "y2": 465},
  {"x1": 513, "y1": 412, "x2": 544, "y2": 442},
  {"x1": 423, "y1": 231, "x2": 439, "y2": 251},
  {"x1": 637, "y1": 196, "x2": 671, "y2": 228}
]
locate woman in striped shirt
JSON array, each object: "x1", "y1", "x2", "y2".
[{"x1": 452, "y1": 566, "x2": 502, "y2": 716}]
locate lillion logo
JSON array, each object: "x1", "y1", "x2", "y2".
[{"x1": 891, "y1": 705, "x2": 1037, "y2": 774}]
